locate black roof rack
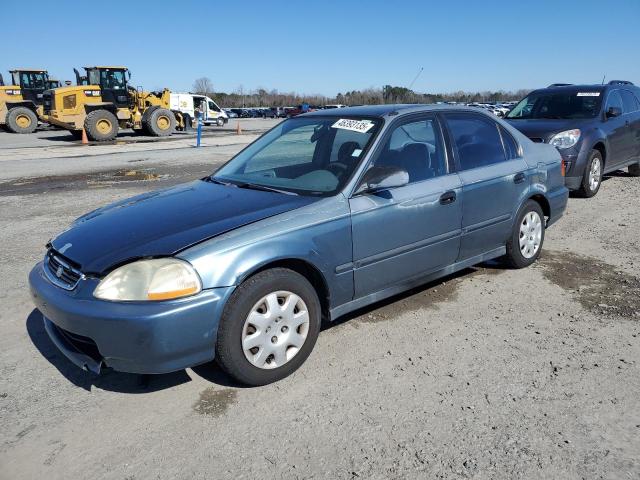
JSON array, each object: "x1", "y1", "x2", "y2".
[
  {"x1": 608, "y1": 80, "x2": 634, "y2": 86},
  {"x1": 548, "y1": 83, "x2": 573, "y2": 87}
]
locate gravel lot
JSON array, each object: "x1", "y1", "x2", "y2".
[{"x1": 0, "y1": 128, "x2": 638, "y2": 479}]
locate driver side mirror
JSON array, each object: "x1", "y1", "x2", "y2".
[
  {"x1": 606, "y1": 106, "x2": 622, "y2": 118},
  {"x1": 355, "y1": 165, "x2": 409, "y2": 195}
]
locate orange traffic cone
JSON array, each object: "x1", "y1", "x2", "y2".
[
  {"x1": 81, "y1": 128, "x2": 89, "y2": 145},
  {"x1": 236, "y1": 121, "x2": 242, "y2": 135}
]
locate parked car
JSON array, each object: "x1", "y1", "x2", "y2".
[
  {"x1": 506, "y1": 81, "x2": 640, "y2": 197},
  {"x1": 230, "y1": 108, "x2": 250, "y2": 118},
  {"x1": 29, "y1": 104, "x2": 568, "y2": 386},
  {"x1": 224, "y1": 109, "x2": 238, "y2": 119},
  {"x1": 285, "y1": 104, "x2": 316, "y2": 118}
]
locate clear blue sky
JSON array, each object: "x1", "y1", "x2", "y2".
[{"x1": 5, "y1": 0, "x2": 640, "y2": 96}]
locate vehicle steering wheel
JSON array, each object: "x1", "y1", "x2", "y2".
[{"x1": 327, "y1": 162, "x2": 348, "y2": 176}]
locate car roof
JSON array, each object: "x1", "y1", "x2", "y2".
[
  {"x1": 532, "y1": 84, "x2": 608, "y2": 94},
  {"x1": 302, "y1": 103, "x2": 486, "y2": 118}
]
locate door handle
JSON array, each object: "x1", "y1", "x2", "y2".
[
  {"x1": 439, "y1": 191, "x2": 456, "y2": 205},
  {"x1": 514, "y1": 172, "x2": 526, "y2": 184}
]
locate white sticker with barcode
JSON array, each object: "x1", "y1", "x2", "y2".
[
  {"x1": 331, "y1": 118, "x2": 374, "y2": 133},
  {"x1": 577, "y1": 92, "x2": 600, "y2": 97}
]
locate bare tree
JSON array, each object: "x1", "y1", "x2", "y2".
[{"x1": 193, "y1": 77, "x2": 215, "y2": 97}]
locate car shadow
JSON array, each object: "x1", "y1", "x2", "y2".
[
  {"x1": 323, "y1": 260, "x2": 508, "y2": 331},
  {"x1": 26, "y1": 309, "x2": 193, "y2": 393},
  {"x1": 604, "y1": 169, "x2": 634, "y2": 179}
]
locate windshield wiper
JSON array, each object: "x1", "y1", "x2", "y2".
[
  {"x1": 235, "y1": 182, "x2": 298, "y2": 195},
  {"x1": 204, "y1": 176, "x2": 234, "y2": 186}
]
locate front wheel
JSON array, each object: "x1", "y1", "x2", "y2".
[
  {"x1": 216, "y1": 117, "x2": 225, "y2": 126},
  {"x1": 145, "y1": 108, "x2": 176, "y2": 137},
  {"x1": 84, "y1": 109, "x2": 118, "y2": 141},
  {"x1": 215, "y1": 268, "x2": 321, "y2": 386},
  {"x1": 503, "y1": 200, "x2": 545, "y2": 269},
  {"x1": 576, "y1": 150, "x2": 603, "y2": 197},
  {"x1": 6, "y1": 106, "x2": 38, "y2": 134}
]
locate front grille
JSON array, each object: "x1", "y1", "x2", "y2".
[
  {"x1": 53, "y1": 324, "x2": 102, "y2": 362},
  {"x1": 528, "y1": 137, "x2": 544, "y2": 143},
  {"x1": 45, "y1": 250, "x2": 84, "y2": 290}
]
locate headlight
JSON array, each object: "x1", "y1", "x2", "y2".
[
  {"x1": 94, "y1": 258, "x2": 202, "y2": 301},
  {"x1": 549, "y1": 129, "x2": 581, "y2": 149}
]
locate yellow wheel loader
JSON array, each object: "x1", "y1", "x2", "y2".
[
  {"x1": 0, "y1": 69, "x2": 53, "y2": 134},
  {"x1": 43, "y1": 66, "x2": 184, "y2": 142}
]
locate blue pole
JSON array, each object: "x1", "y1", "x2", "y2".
[{"x1": 196, "y1": 111, "x2": 202, "y2": 147}]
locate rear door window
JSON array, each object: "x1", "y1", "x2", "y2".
[
  {"x1": 444, "y1": 113, "x2": 507, "y2": 171},
  {"x1": 620, "y1": 90, "x2": 639, "y2": 113}
]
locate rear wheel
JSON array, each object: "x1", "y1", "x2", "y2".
[
  {"x1": 215, "y1": 268, "x2": 321, "y2": 386},
  {"x1": 503, "y1": 200, "x2": 545, "y2": 269},
  {"x1": 576, "y1": 150, "x2": 603, "y2": 197},
  {"x1": 6, "y1": 107, "x2": 38, "y2": 134},
  {"x1": 145, "y1": 108, "x2": 176, "y2": 136},
  {"x1": 84, "y1": 109, "x2": 118, "y2": 141},
  {"x1": 628, "y1": 162, "x2": 640, "y2": 177}
]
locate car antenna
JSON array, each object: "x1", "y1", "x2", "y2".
[
  {"x1": 408, "y1": 67, "x2": 424, "y2": 91},
  {"x1": 601, "y1": 74, "x2": 606, "y2": 85}
]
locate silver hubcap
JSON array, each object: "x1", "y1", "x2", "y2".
[
  {"x1": 519, "y1": 211, "x2": 543, "y2": 259},
  {"x1": 588, "y1": 157, "x2": 601, "y2": 191},
  {"x1": 242, "y1": 291, "x2": 309, "y2": 369}
]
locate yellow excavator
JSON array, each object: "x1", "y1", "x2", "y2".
[
  {"x1": 0, "y1": 69, "x2": 54, "y2": 134},
  {"x1": 44, "y1": 66, "x2": 184, "y2": 141}
]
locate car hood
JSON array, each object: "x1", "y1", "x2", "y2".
[
  {"x1": 50, "y1": 180, "x2": 317, "y2": 274},
  {"x1": 505, "y1": 118, "x2": 591, "y2": 141}
]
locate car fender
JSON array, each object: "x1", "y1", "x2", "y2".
[
  {"x1": 178, "y1": 194, "x2": 354, "y2": 308},
  {"x1": 579, "y1": 127, "x2": 609, "y2": 164}
]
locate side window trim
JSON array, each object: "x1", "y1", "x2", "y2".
[{"x1": 441, "y1": 111, "x2": 509, "y2": 173}]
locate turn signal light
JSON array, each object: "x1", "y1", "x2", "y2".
[{"x1": 560, "y1": 161, "x2": 566, "y2": 177}]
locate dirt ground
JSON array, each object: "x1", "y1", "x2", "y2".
[{"x1": 0, "y1": 134, "x2": 638, "y2": 479}]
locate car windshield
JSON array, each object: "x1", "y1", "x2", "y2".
[
  {"x1": 507, "y1": 90, "x2": 603, "y2": 119},
  {"x1": 213, "y1": 116, "x2": 381, "y2": 196}
]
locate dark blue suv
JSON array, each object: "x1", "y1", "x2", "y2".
[{"x1": 506, "y1": 81, "x2": 640, "y2": 197}]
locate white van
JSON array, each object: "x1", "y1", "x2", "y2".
[{"x1": 170, "y1": 93, "x2": 228, "y2": 126}]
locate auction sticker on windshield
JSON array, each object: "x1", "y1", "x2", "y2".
[
  {"x1": 577, "y1": 92, "x2": 600, "y2": 97},
  {"x1": 331, "y1": 118, "x2": 375, "y2": 133}
]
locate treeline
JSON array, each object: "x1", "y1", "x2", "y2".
[{"x1": 193, "y1": 78, "x2": 529, "y2": 107}]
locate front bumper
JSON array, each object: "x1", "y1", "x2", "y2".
[{"x1": 29, "y1": 261, "x2": 234, "y2": 374}]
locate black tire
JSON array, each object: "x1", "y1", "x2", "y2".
[
  {"x1": 84, "y1": 109, "x2": 118, "y2": 142},
  {"x1": 144, "y1": 107, "x2": 176, "y2": 136},
  {"x1": 6, "y1": 106, "x2": 38, "y2": 134},
  {"x1": 216, "y1": 117, "x2": 225, "y2": 127},
  {"x1": 576, "y1": 150, "x2": 603, "y2": 198},
  {"x1": 503, "y1": 200, "x2": 546, "y2": 269},
  {"x1": 628, "y1": 162, "x2": 640, "y2": 177},
  {"x1": 215, "y1": 268, "x2": 321, "y2": 386}
]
